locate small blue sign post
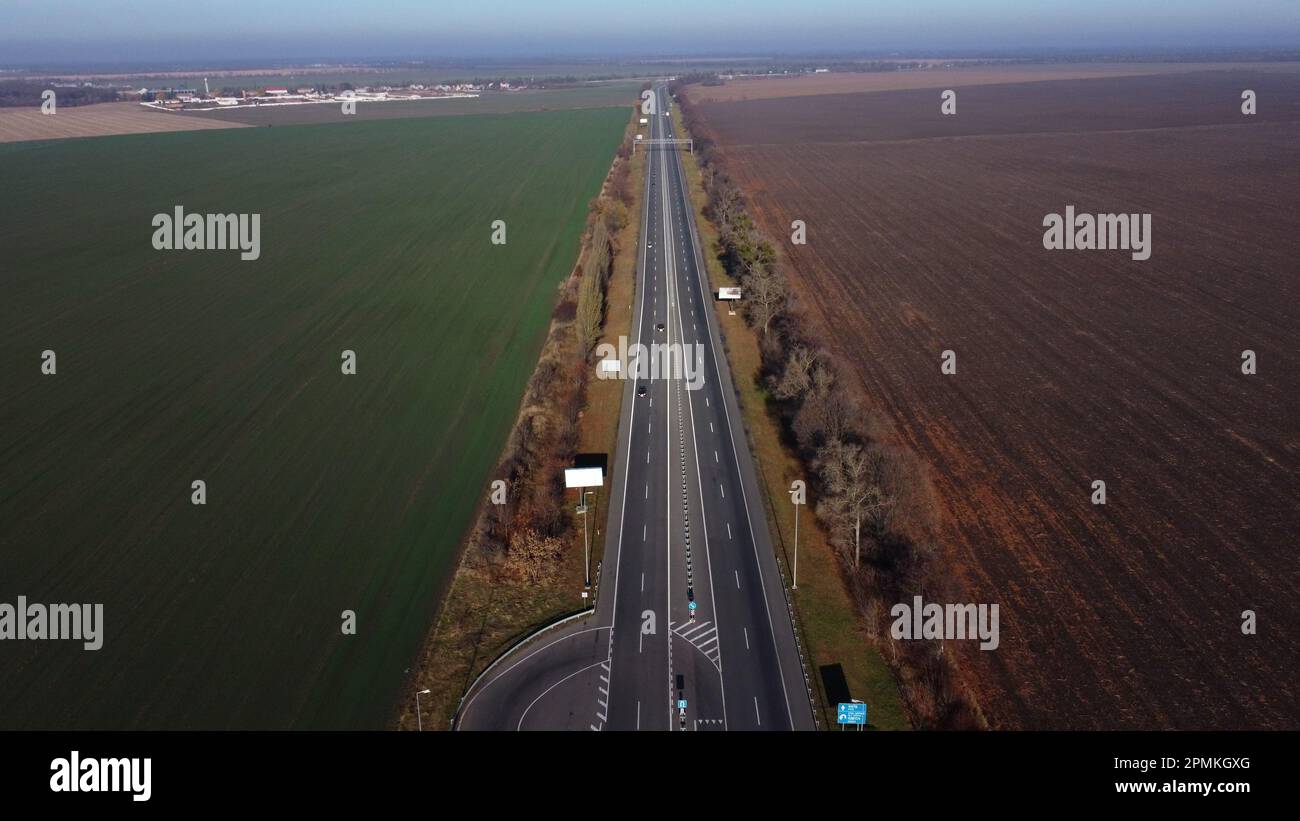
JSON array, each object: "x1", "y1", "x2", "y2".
[{"x1": 837, "y1": 702, "x2": 867, "y2": 730}]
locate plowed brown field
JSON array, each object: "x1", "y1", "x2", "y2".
[
  {"x1": 688, "y1": 62, "x2": 1300, "y2": 103},
  {"x1": 688, "y1": 70, "x2": 1300, "y2": 729},
  {"x1": 0, "y1": 102, "x2": 245, "y2": 143}
]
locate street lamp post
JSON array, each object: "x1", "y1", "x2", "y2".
[
  {"x1": 789, "y1": 480, "x2": 806, "y2": 590},
  {"x1": 415, "y1": 688, "x2": 431, "y2": 732},
  {"x1": 577, "y1": 490, "x2": 594, "y2": 589}
]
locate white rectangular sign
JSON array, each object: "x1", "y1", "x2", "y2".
[
  {"x1": 718, "y1": 287, "x2": 742, "y2": 300},
  {"x1": 564, "y1": 467, "x2": 604, "y2": 488}
]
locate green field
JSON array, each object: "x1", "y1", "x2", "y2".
[{"x1": 0, "y1": 106, "x2": 628, "y2": 728}]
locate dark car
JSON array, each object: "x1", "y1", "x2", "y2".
[
  {"x1": 655, "y1": 323, "x2": 665, "y2": 332},
  {"x1": 637, "y1": 383, "x2": 647, "y2": 397}
]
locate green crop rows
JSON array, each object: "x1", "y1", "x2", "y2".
[{"x1": 0, "y1": 106, "x2": 627, "y2": 728}]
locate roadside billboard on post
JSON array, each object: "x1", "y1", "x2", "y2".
[{"x1": 564, "y1": 467, "x2": 604, "y2": 489}]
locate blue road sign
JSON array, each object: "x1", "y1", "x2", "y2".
[
  {"x1": 688, "y1": 601, "x2": 697, "y2": 611},
  {"x1": 677, "y1": 699, "x2": 687, "y2": 710},
  {"x1": 837, "y1": 702, "x2": 867, "y2": 725}
]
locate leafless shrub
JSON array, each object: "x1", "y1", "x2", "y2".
[
  {"x1": 504, "y1": 528, "x2": 563, "y2": 583},
  {"x1": 771, "y1": 345, "x2": 817, "y2": 400}
]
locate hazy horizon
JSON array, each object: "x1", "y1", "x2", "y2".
[{"x1": 4, "y1": 0, "x2": 1299, "y2": 66}]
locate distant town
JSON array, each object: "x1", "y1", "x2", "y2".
[
  {"x1": 135, "y1": 80, "x2": 513, "y2": 111},
  {"x1": 0, "y1": 76, "x2": 542, "y2": 110}
]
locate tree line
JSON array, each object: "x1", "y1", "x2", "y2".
[
  {"x1": 0, "y1": 81, "x2": 120, "y2": 108},
  {"x1": 475, "y1": 122, "x2": 637, "y2": 585}
]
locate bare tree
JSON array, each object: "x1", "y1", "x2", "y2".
[
  {"x1": 746, "y1": 265, "x2": 786, "y2": 336},
  {"x1": 740, "y1": 242, "x2": 776, "y2": 281},
  {"x1": 708, "y1": 180, "x2": 743, "y2": 229},
  {"x1": 793, "y1": 361, "x2": 856, "y2": 448},
  {"x1": 816, "y1": 438, "x2": 893, "y2": 569},
  {"x1": 772, "y1": 345, "x2": 817, "y2": 400}
]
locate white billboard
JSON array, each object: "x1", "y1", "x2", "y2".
[
  {"x1": 564, "y1": 467, "x2": 604, "y2": 488},
  {"x1": 718, "y1": 287, "x2": 742, "y2": 300}
]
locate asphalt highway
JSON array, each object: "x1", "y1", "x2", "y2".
[{"x1": 456, "y1": 85, "x2": 814, "y2": 731}]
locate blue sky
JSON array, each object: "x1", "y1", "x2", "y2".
[{"x1": 4, "y1": 0, "x2": 1299, "y2": 64}]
